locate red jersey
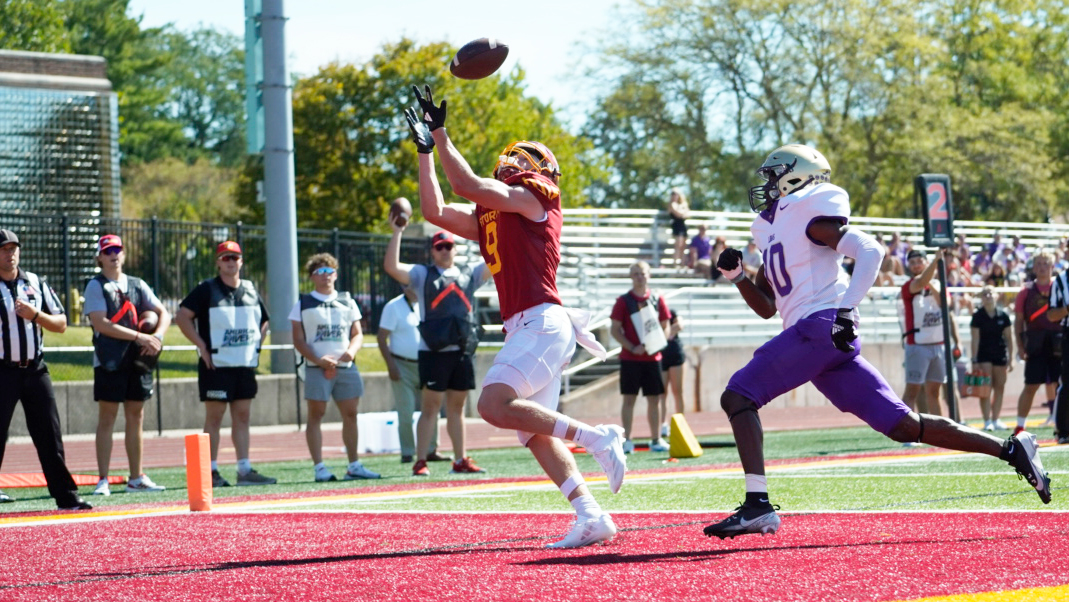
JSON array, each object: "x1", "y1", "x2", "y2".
[
  {"x1": 475, "y1": 171, "x2": 563, "y2": 321},
  {"x1": 610, "y1": 291, "x2": 671, "y2": 362}
]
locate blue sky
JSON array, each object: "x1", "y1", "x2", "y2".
[{"x1": 128, "y1": 0, "x2": 622, "y2": 125}]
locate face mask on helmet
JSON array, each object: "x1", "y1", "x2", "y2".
[
  {"x1": 493, "y1": 141, "x2": 561, "y2": 182},
  {"x1": 748, "y1": 144, "x2": 831, "y2": 212}
]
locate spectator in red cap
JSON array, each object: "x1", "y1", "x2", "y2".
[
  {"x1": 385, "y1": 220, "x2": 491, "y2": 477},
  {"x1": 84, "y1": 234, "x2": 171, "y2": 496},
  {"x1": 174, "y1": 240, "x2": 276, "y2": 487}
]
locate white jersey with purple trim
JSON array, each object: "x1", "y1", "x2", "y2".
[{"x1": 750, "y1": 182, "x2": 852, "y2": 329}]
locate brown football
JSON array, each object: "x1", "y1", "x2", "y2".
[
  {"x1": 138, "y1": 309, "x2": 159, "y2": 334},
  {"x1": 389, "y1": 197, "x2": 412, "y2": 227},
  {"x1": 449, "y1": 38, "x2": 509, "y2": 80}
]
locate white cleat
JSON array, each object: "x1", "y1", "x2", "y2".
[
  {"x1": 590, "y1": 424, "x2": 627, "y2": 493},
  {"x1": 546, "y1": 514, "x2": 618, "y2": 549},
  {"x1": 92, "y1": 478, "x2": 110, "y2": 497}
]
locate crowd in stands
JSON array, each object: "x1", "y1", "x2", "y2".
[{"x1": 873, "y1": 230, "x2": 1069, "y2": 315}]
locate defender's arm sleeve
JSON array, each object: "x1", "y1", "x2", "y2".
[{"x1": 837, "y1": 228, "x2": 884, "y2": 309}]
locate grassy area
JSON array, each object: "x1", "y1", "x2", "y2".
[
  {"x1": 3, "y1": 425, "x2": 1063, "y2": 514},
  {"x1": 41, "y1": 325, "x2": 390, "y2": 380}
]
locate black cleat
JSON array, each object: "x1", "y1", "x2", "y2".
[
  {"x1": 703, "y1": 502, "x2": 781, "y2": 539},
  {"x1": 58, "y1": 497, "x2": 93, "y2": 511},
  {"x1": 1006, "y1": 432, "x2": 1052, "y2": 504}
]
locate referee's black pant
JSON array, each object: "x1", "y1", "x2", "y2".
[
  {"x1": 0, "y1": 361, "x2": 81, "y2": 506},
  {"x1": 1056, "y1": 333, "x2": 1069, "y2": 441}
]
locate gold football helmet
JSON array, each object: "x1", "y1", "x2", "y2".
[{"x1": 748, "y1": 144, "x2": 831, "y2": 212}]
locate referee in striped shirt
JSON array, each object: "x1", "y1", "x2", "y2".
[
  {"x1": 0, "y1": 229, "x2": 91, "y2": 510},
  {"x1": 1047, "y1": 265, "x2": 1069, "y2": 444}
]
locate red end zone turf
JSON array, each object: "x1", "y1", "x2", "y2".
[{"x1": 1, "y1": 512, "x2": 1066, "y2": 601}]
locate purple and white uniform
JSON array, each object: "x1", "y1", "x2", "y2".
[{"x1": 726, "y1": 183, "x2": 911, "y2": 435}]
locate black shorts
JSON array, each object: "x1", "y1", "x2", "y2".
[
  {"x1": 418, "y1": 350, "x2": 476, "y2": 392},
  {"x1": 620, "y1": 359, "x2": 665, "y2": 396},
  {"x1": 198, "y1": 364, "x2": 258, "y2": 402},
  {"x1": 671, "y1": 218, "x2": 687, "y2": 237},
  {"x1": 94, "y1": 367, "x2": 153, "y2": 402},
  {"x1": 660, "y1": 339, "x2": 685, "y2": 369},
  {"x1": 975, "y1": 349, "x2": 1009, "y2": 366},
  {"x1": 1024, "y1": 352, "x2": 1061, "y2": 386}
]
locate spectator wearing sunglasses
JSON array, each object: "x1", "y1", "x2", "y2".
[
  {"x1": 289, "y1": 253, "x2": 380, "y2": 482},
  {"x1": 83, "y1": 234, "x2": 170, "y2": 496},
  {"x1": 174, "y1": 241, "x2": 275, "y2": 487},
  {"x1": 385, "y1": 224, "x2": 491, "y2": 477}
]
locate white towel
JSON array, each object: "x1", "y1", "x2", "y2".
[{"x1": 564, "y1": 307, "x2": 607, "y2": 360}]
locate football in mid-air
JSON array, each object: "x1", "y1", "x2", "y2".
[
  {"x1": 449, "y1": 38, "x2": 509, "y2": 80},
  {"x1": 138, "y1": 310, "x2": 159, "y2": 334},
  {"x1": 389, "y1": 197, "x2": 412, "y2": 227}
]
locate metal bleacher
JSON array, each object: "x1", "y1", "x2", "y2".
[{"x1": 456, "y1": 208, "x2": 1069, "y2": 392}]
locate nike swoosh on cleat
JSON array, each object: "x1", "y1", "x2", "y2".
[{"x1": 737, "y1": 516, "x2": 765, "y2": 528}]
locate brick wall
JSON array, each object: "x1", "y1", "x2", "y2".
[{"x1": 0, "y1": 50, "x2": 106, "y2": 79}]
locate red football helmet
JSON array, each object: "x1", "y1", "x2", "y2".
[{"x1": 493, "y1": 140, "x2": 560, "y2": 182}]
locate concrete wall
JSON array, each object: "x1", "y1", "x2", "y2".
[
  {"x1": 6, "y1": 342, "x2": 1026, "y2": 437},
  {"x1": 559, "y1": 342, "x2": 1028, "y2": 420}
]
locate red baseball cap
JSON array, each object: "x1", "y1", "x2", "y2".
[
  {"x1": 97, "y1": 234, "x2": 123, "y2": 253},
  {"x1": 431, "y1": 231, "x2": 454, "y2": 246},
  {"x1": 216, "y1": 241, "x2": 243, "y2": 256}
]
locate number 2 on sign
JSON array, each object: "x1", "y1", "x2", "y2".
[
  {"x1": 484, "y1": 221, "x2": 503, "y2": 274},
  {"x1": 762, "y1": 242, "x2": 793, "y2": 296},
  {"x1": 926, "y1": 183, "x2": 948, "y2": 219}
]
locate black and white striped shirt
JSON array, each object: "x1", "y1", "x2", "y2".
[
  {"x1": 1050, "y1": 270, "x2": 1069, "y2": 329},
  {"x1": 0, "y1": 269, "x2": 64, "y2": 363}
]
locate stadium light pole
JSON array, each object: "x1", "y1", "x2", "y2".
[{"x1": 259, "y1": 0, "x2": 298, "y2": 373}]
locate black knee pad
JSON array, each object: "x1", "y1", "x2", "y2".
[{"x1": 721, "y1": 392, "x2": 759, "y2": 422}]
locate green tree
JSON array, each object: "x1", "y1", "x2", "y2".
[
  {"x1": 235, "y1": 39, "x2": 608, "y2": 232},
  {"x1": 587, "y1": 0, "x2": 1069, "y2": 220},
  {"x1": 0, "y1": 0, "x2": 69, "y2": 51},
  {"x1": 121, "y1": 157, "x2": 246, "y2": 222},
  {"x1": 62, "y1": 0, "x2": 186, "y2": 165},
  {"x1": 156, "y1": 28, "x2": 247, "y2": 167}
]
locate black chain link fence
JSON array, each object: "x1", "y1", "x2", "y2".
[{"x1": 4, "y1": 214, "x2": 432, "y2": 331}]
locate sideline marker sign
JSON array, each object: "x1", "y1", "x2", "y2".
[{"x1": 915, "y1": 174, "x2": 955, "y2": 248}]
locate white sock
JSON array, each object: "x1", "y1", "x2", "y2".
[
  {"x1": 237, "y1": 458, "x2": 252, "y2": 475},
  {"x1": 574, "y1": 425, "x2": 603, "y2": 448},
  {"x1": 1017, "y1": 416, "x2": 1027, "y2": 428},
  {"x1": 211, "y1": 461, "x2": 219, "y2": 472},
  {"x1": 569, "y1": 494, "x2": 602, "y2": 520}
]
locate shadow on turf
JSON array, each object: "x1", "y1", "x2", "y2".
[
  {"x1": 3, "y1": 525, "x2": 1035, "y2": 591},
  {"x1": 518, "y1": 533, "x2": 1033, "y2": 566}
]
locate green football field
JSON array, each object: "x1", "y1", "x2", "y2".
[{"x1": 2, "y1": 425, "x2": 1063, "y2": 515}]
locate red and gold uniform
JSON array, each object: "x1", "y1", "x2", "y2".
[{"x1": 475, "y1": 171, "x2": 563, "y2": 321}]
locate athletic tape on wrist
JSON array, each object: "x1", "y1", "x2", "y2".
[{"x1": 719, "y1": 264, "x2": 744, "y2": 283}]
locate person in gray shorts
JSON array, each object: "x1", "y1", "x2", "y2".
[
  {"x1": 290, "y1": 253, "x2": 380, "y2": 482},
  {"x1": 901, "y1": 249, "x2": 961, "y2": 417}
]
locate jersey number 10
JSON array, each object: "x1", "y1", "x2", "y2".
[{"x1": 762, "y1": 243, "x2": 794, "y2": 296}]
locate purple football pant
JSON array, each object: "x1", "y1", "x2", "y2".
[{"x1": 726, "y1": 309, "x2": 911, "y2": 436}]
